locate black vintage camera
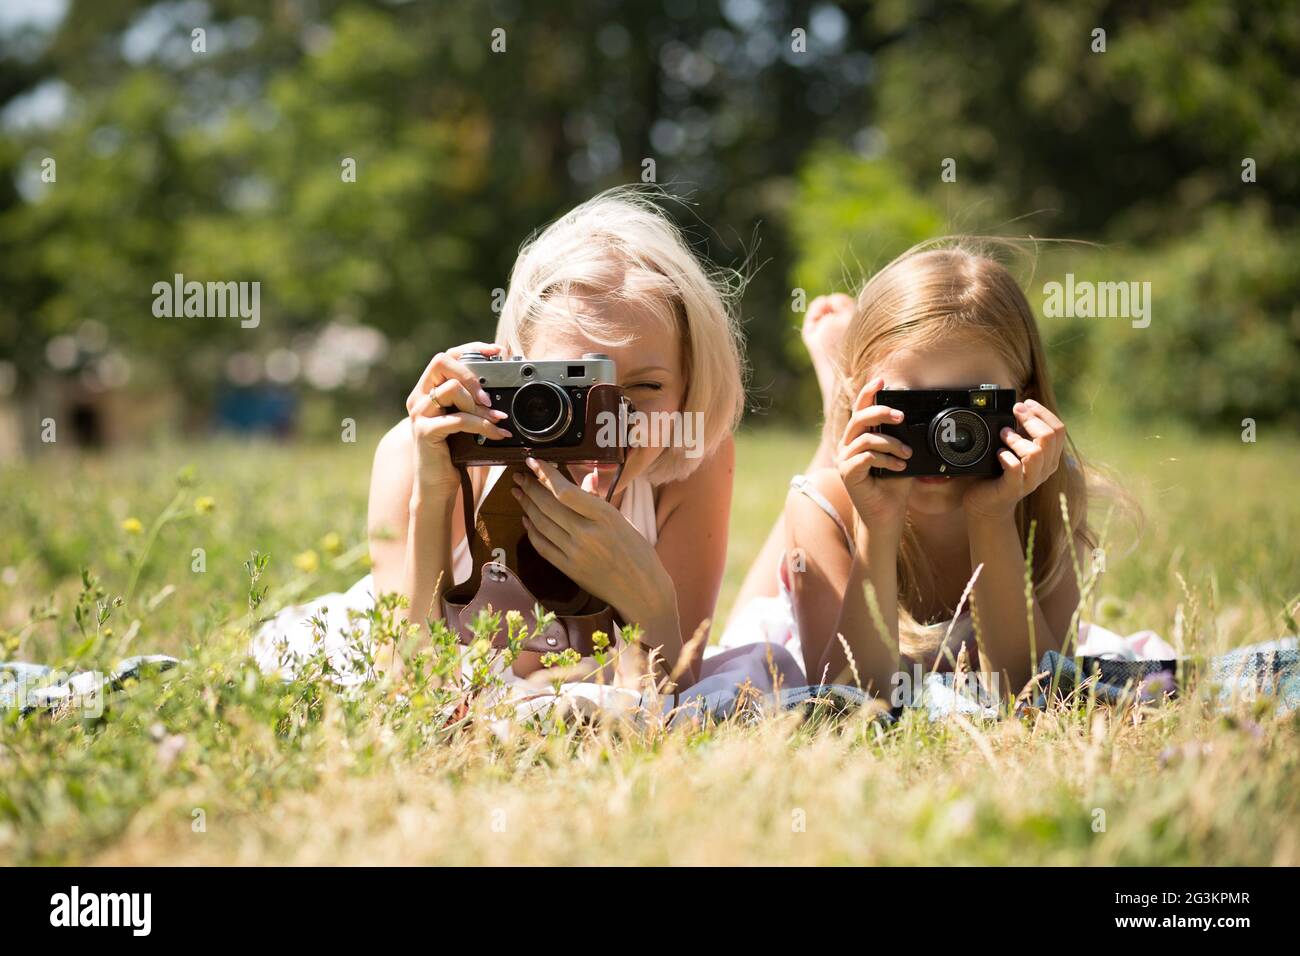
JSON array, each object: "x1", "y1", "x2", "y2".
[
  {"x1": 447, "y1": 352, "x2": 628, "y2": 466},
  {"x1": 872, "y1": 385, "x2": 1017, "y2": 478}
]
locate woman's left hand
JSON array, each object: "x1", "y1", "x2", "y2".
[
  {"x1": 963, "y1": 399, "x2": 1068, "y2": 521},
  {"x1": 512, "y1": 457, "x2": 668, "y2": 624}
]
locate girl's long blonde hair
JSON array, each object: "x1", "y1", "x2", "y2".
[{"x1": 827, "y1": 239, "x2": 1095, "y2": 658}]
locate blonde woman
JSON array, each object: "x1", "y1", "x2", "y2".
[
  {"x1": 257, "y1": 188, "x2": 804, "y2": 697},
  {"x1": 725, "y1": 242, "x2": 1096, "y2": 699}
]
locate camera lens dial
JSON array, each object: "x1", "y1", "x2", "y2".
[
  {"x1": 511, "y1": 381, "x2": 572, "y2": 443},
  {"x1": 929, "y1": 408, "x2": 991, "y2": 468}
]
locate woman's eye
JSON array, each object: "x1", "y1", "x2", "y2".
[{"x1": 627, "y1": 382, "x2": 663, "y2": 391}]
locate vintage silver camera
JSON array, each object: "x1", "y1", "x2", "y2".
[{"x1": 456, "y1": 351, "x2": 620, "y2": 451}]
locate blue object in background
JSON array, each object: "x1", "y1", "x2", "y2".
[{"x1": 214, "y1": 385, "x2": 297, "y2": 437}]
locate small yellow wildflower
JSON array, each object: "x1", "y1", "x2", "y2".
[
  {"x1": 319, "y1": 531, "x2": 342, "y2": 555},
  {"x1": 121, "y1": 517, "x2": 144, "y2": 535},
  {"x1": 293, "y1": 549, "x2": 320, "y2": 573},
  {"x1": 194, "y1": 496, "x2": 216, "y2": 515}
]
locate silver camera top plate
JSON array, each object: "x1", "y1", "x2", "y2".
[{"x1": 462, "y1": 352, "x2": 617, "y2": 389}]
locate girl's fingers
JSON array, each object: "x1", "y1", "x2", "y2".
[
  {"x1": 525, "y1": 457, "x2": 603, "y2": 518},
  {"x1": 516, "y1": 490, "x2": 573, "y2": 546},
  {"x1": 515, "y1": 472, "x2": 590, "y2": 532},
  {"x1": 843, "y1": 449, "x2": 907, "y2": 474},
  {"x1": 410, "y1": 351, "x2": 492, "y2": 411},
  {"x1": 841, "y1": 406, "x2": 903, "y2": 450},
  {"x1": 447, "y1": 342, "x2": 502, "y2": 359},
  {"x1": 418, "y1": 411, "x2": 511, "y2": 442},
  {"x1": 1016, "y1": 412, "x2": 1056, "y2": 443},
  {"x1": 429, "y1": 377, "x2": 506, "y2": 419},
  {"x1": 847, "y1": 404, "x2": 904, "y2": 432},
  {"x1": 1021, "y1": 398, "x2": 1064, "y2": 431},
  {"x1": 842, "y1": 376, "x2": 883, "y2": 445},
  {"x1": 997, "y1": 449, "x2": 1022, "y2": 477},
  {"x1": 1000, "y1": 427, "x2": 1038, "y2": 459},
  {"x1": 521, "y1": 514, "x2": 566, "y2": 567},
  {"x1": 843, "y1": 429, "x2": 912, "y2": 461},
  {"x1": 1015, "y1": 401, "x2": 1065, "y2": 444},
  {"x1": 852, "y1": 376, "x2": 884, "y2": 412},
  {"x1": 407, "y1": 390, "x2": 437, "y2": 419}
]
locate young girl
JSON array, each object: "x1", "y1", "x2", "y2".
[
  {"x1": 724, "y1": 241, "x2": 1094, "y2": 700},
  {"x1": 256, "y1": 188, "x2": 804, "y2": 698}
]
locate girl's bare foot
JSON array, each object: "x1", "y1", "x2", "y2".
[{"x1": 801, "y1": 293, "x2": 854, "y2": 417}]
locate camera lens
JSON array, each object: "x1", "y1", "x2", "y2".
[
  {"x1": 929, "y1": 408, "x2": 990, "y2": 468},
  {"x1": 511, "y1": 381, "x2": 572, "y2": 442}
]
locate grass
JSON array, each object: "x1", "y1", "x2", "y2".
[{"x1": 1, "y1": 420, "x2": 1298, "y2": 865}]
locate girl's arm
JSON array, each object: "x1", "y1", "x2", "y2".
[
  {"x1": 786, "y1": 469, "x2": 902, "y2": 693},
  {"x1": 962, "y1": 398, "x2": 1078, "y2": 694},
  {"x1": 966, "y1": 514, "x2": 1081, "y2": 693}
]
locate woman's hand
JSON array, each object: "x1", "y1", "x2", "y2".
[
  {"x1": 404, "y1": 342, "x2": 512, "y2": 493},
  {"x1": 963, "y1": 399, "x2": 1068, "y2": 521},
  {"x1": 512, "y1": 457, "x2": 671, "y2": 626},
  {"x1": 837, "y1": 376, "x2": 914, "y2": 532}
]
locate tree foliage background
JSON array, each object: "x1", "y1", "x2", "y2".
[{"x1": 1, "y1": 0, "x2": 1296, "y2": 439}]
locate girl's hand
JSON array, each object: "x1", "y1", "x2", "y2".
[
  {"x1": 837, "y1": 376, "x2": 914, "y2": 531},
  {"x1": 963, "y1": 399, "x2": 1068, "y2": 521},
  {"x1": 512, "y1": 458, "x2": 669, "y2": 624},
  {"x1": 405, "y1": 343, "x2": 512, "y2": 492}
]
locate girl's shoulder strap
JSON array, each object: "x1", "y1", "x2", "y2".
[{"x1": 789, "y1": 473, "x2": 853, "y2": 548}]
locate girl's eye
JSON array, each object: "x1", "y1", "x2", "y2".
[{"x1": 627, "y1": 382, "x2": 663, "y2": 391}]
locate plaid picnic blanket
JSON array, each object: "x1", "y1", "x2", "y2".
[
  {"x1": 0, "y1": 655, "x2": 180, "y2": 718},
  {"x1": 4, "y1": 638, "x2": 1297, "y2": 721},
  {"x1": 1033, "y1": 637, "x2": 1300, "y2": 712}
]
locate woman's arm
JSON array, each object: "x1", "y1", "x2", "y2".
[
  {"x1": 368, "y1": 343, "x2": 509, "y2": 636},
  {"x1": 648, "y1": 434, "x2": 735, "y2": 684},
  {"x1": 786, "y1": 469, "x2": 901, "y2": 693},
  {"x1": 367, "y1": 422, "x2": 480, "y2": 629},
  {"x1": 515, "y1": 437, "x2": 736, "y2": 687}
]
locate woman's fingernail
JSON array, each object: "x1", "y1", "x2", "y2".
[
  {"x1": 491, "y1": 409, "x2": 508, "y2": 420},
  {"x1": 478, "y1": 389, "x2": 492, "y2": 406},
  {"x1": 891, "y1": 409, "x2": 904, "y2": 421},
  {"x1": 511, "y1": 487, "x2": 522, "y2": 499},
  {"x1": 496, "y1": 428, "x2": 512, "y2": 438}
]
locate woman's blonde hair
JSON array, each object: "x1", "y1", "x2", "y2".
[
  {"x1": 827, "y1": 239, "x2": 1096, "y2": 658},
  {"x1": 497, "y1": 186, "x2": 746, "y2": 485}
]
